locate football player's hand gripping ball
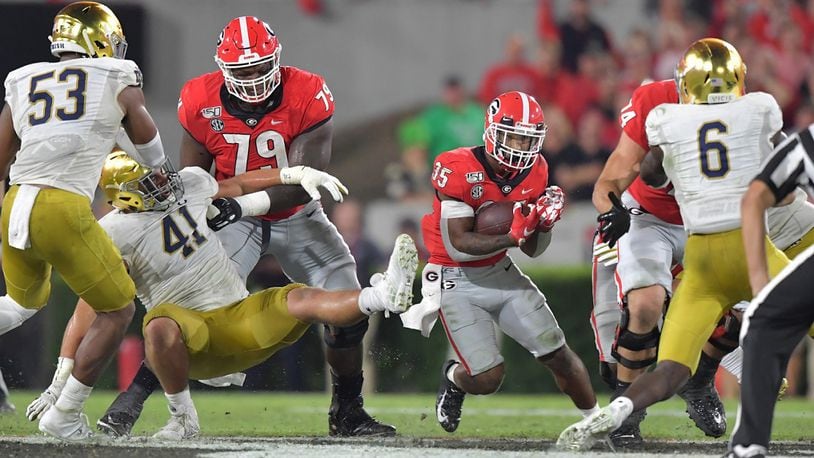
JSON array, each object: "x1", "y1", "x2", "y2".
[{"x1": 508, "y1": 202, "x2": 540, "y2": 246}]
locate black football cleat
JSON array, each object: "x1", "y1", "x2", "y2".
[
  {"x1": 329, "y1": 395, "x2": 396, "y2": 437},
  {"x1": 436, "y1": 359, "x2": 466, "y2": 433},
  {"x1": 96, "y1": 388, "x2": 149, "y2": 437},
  {"x1": 678, "y1": 354, "x2": 726, "y2": 438},
  {"x1": 609, "y1": 408, "x2": 646, "y2": 447},
  {"x1": 678, "y1": 378, "x2": 726, "y2": 437}
]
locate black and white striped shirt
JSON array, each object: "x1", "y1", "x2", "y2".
[{"x1": 755, "y1": 125, "x2": 814, "y2": 203}]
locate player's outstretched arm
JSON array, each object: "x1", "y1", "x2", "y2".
[
  {"x1": 118, "y1": 86, "x2": 166, "y2": 168},
  {"x1": 262, "y1": 118, "x2": 334, "y2": 213},
  {"x1": 0, "y1": 104, "x2": 20, "y2": 181},
  {"x1": 592, "y1": 131, "x2": 646, "y2": 213},
  {"x1": 214, "y1": 167, "x2": 347, "y2": 202},
  {"x1": 741, "y1": 180, "x2": 776, "y2": 295}
]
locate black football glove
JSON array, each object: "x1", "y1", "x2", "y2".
[
  {"x1": 207, "y1": 197, "x2": 242, "y2": 231},
  {"x1": 596, "y1": 192, "x2": 631, "y2": 248}
]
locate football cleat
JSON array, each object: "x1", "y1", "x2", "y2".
[
  {"x1": 0, "y1": 396, "x2": 15, "y2": 414},
  {"x1": 0, "y1": 372, "x2": 14, "y2": 414},
  {"x1": 153, "y1": 404, "x2": 200, "y2": 440},
  {"x1": 726, "y1": 444, "x2": 768, "y2": 458},
  {"x1": 328, "y1": 395, "x2": 396, "y2": 437},
  {"x1": 557, "y1": 402, "x2": 628, "y2": 451},
  {"x1": 609, "y1": 408, "x2": 645, "y2": 447},
  {"x1": 376, "y1": 233, "x2": 418, "y2": 315},
  {"x1": 96, "y1": 388, "x2": 150, "y2": 438},
  {"x1": 39, "y1": 406, "x2": 93, "y2": 442},
  {"x1": 436, "y1": 360, "x2": 466, "y2": 433},
  {"x1": 677, "y1": 376, "x2": 726, "y2": 437}
]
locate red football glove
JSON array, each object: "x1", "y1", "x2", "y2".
[
  {"x1": 536, "y1": 186, "x2": 565, "y2": 232},
  {"x1": 508, "y1": 202, "x2": 540, "y2": 246}
]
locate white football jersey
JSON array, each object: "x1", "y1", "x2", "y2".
[
  {"x1": 646, "y1": 92, "x2": 782, "y2": 234},
  {"x1": 100, "y1": 167, "x2": 249, "y2": 312},
  {"x1": 4, "y1": 58, "x2": 142, "y2": 200},
  {"x1": 766, "y1": 188, "x2": 814, "y2": 251}
]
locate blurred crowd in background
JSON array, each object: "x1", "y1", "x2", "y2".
[{"x1": 386, "y1": 0, "x2": 814, "y2": 205}]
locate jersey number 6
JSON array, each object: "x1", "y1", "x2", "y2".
[{"x1": 698, "y1": 121, "x2": 729, "y2": 178}]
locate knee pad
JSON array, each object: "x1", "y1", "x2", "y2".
[
  {"x1": 599, "y1": 361, "x2": 617, "y2": 390},
  {"x1": 611, "y1": 308, "x2": 660, "y2": 370},
  {"x1": 323, "y1": 318, "x2": 369, "y2": 349},
  {"x1": 708, "y1": 310, "x2": 740, "y2": 354}
]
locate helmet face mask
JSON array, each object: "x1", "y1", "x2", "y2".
[
  {"x1": 483, "y1": 92, "x2": 547, "y2": 172},
  {"x1": 675, "y1": 38, "x2": 745, "y2": 105},
  {"x1": 101, "y1": 151, "x2": 184, "y2": 212},
  {"x1": 215, "y1": 16, "x2": 282, "y2": 104},
  {"x1": 50, "y1": 1, "x2": 128, "y2": 59}
]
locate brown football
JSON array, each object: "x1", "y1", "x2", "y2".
[{"x1": 474, "y1": 201, "x2": 527, "y2": 235}]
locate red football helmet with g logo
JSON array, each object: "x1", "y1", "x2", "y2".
[
  {"x1": 483, "y1": 91, "x2": 548, "y2": 171},
  {"x1": 215, "y1": 16, "x2": 281, "y2": 103}
]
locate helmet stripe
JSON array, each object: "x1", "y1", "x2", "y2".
[
  {"x1": 238, "y1": 16, "x2": 251, "y2": 56},
  {"x1": 519, "y1": 92, "x2": 530, "y2": 124}
]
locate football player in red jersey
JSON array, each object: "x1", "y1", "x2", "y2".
[
  {"x1": 414, "y1": 91, "x2": 597, "y2": 433},
  {"x1": 94, "y1": 16, "x2": 394, "y2": 437}
]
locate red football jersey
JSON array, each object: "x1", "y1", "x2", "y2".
[
  {"x1": 178, "y1": 66, "x2": 335, "y2": 220},
  {"x1": 422, "y1": 146, "x2": 549, "y2": 267},
  {"x1": 619, "y1": 79, "x2": 682, "y2": 225}
]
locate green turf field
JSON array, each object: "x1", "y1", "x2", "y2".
[{"x1": 1, "y1": 391, "x2": 812, "y2": 441}]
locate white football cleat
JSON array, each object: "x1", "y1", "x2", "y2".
[
  {"x1": 153, "y1": 404, "x2": 200, "y2": 440},
  {"x1": 38, "y1": 406, "x2": 93, "y2": 442},
  {"x1": 375, "y1": 234, "x2": 419, "y2": 314},
  {"x1": 557, "y1": 403, "x2": 627, "y2": 451}
]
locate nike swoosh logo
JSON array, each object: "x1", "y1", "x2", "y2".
[
  {"x1": 521, "y1": 188, "x2": 533, "y2": 195},
  {"x1": 270, "y1": 120, "x2": 283, "y2": 125},
  {"x1": 523, "y1": 228, "x2": 536, "y2": 237}
]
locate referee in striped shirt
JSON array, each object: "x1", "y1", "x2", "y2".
[{"x1": 730, "y1": 125, "x2": 814, "y2": 458}]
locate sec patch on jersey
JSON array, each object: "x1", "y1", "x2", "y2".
[{"x1": 474, "y1": 201, "x2": 528, "y2": 235}]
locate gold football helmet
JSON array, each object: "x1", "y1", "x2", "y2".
[
  {"x1": 50, "y1": 1, "x2": 128, "y2": 59},
  {"x1": 100, "y1": 150, "x2": 184, "y2": 212},
  {"x1": 675, "y1": 38, "x2": 746, "y2": 104}
]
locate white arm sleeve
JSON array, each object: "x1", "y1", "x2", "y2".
[
  {"x1": 134, "y1": 132, "x2": 167, "y2": 168},
  {"x1": 234, "y1": 191, "x2": 271, "y2": 216},
  {"x1": 440, "y1": 200, "x2": 504, "y2": 262}
]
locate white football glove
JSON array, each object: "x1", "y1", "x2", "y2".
[
  {"x1": 280, "y1": 166, "x2": 349, "y2": 202},
  {"x1": 26, "y1": 388, "x2": 58, "y2": 421},
  {"x1": 26, "y1": 356, "x2": 73, "y2": 421}
]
